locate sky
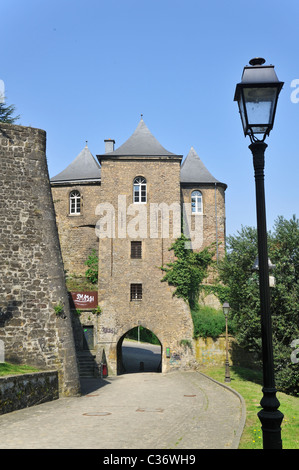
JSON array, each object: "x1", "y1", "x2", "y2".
[{"x1": 1, "y1": 0, "x2": 299, "y2": 237}]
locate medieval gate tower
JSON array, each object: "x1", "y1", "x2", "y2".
[
  {"x1": 51, "y1": 118, "x2": 227, "y2": 375},
  {"x1": 96, "y1": 119, "x2": 194, "y2": 374}
]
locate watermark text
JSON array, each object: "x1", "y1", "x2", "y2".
[{"x1": 95, "y1": 196, "x2": 203, "y2": 249}]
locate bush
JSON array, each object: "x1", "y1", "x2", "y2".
[
  {"x1": 191, "y1": 305, "x2": 227, "y2": 339},
  {"x1": 84, "y1": 249, "x2": 98, "y2": 284}
]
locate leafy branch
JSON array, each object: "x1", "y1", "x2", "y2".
[{"x1": 161, "y1": 234, "x2": 214, "y2": 308}]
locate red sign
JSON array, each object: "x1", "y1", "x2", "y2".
[{"x1": 70, "y1": 291, "x2": 98, "y2": 309}]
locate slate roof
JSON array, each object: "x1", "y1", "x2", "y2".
[
  {"x1": 97, "y1": 118, "x2": 181, "y2": 158},
  {"x1": 50, "y1": 123, "x2": 226, "y2": 189},
  {"x1": 180, "y1": 147, "x2": 227, "y2": 188},
  {"x1": 51, "y1": 144, "x2": 101, "y2": 183}
]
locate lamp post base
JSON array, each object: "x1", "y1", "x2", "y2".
[
  {"x1": 225, "y1": 360, "x2": 231, "y2": 382},
  {"x1": 258, "y1": 387, "x2": 284, "y2": 449}
]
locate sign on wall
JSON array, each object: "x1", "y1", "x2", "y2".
[{"x1": 69, "y1": 292, "x2": 98, "y2": 309}]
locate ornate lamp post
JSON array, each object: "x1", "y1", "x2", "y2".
[
  {"x1": 234, "y1": 58, "x2": 284, "y2": 449},
  {"x1": 222, "y1": 302, "x2": 231, "y2": 383}
]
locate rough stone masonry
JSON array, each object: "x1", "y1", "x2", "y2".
[{"x1": 0, "y1": 123, "x2": 80, "y2": 396}]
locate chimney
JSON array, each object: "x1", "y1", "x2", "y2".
[{"x1": 104, "y1": 139, "x2": 115, "y2": 153}]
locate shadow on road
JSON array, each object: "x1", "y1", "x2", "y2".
[
  {"x1": 80, "y1": 377, "x2": 111, "y2": 395},
  {"x1": 80, "y1": 341, "x2": 162, "y2": 394}
]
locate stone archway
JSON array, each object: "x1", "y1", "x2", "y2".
[{"x1": 116, "y1": 326, "x2": 162, "y2": 375}]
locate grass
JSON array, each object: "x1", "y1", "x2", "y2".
[
  {"x1": 200, "y1": 364, "x2": 299, "y2": 449},
  {"x1": 65, "y1": 274, "x2": 97, "y2": 292},
  {"x1": 0, "y1": 362, "x2": 40, "y2": 377}
]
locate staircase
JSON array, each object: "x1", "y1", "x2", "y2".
[{"x1": 77, "y1": 351, "x2": 98, "y2": 377}]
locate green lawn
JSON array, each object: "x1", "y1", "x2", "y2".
[
  {"x1": 0, "y1": 362, "x2": 40, "y2": 377},
  {"x1": 200, "y1": 365, "x2": 299, "y2": 449}
]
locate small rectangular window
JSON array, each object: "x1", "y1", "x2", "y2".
[
  {"x1": 130, "y1": 283, "x2": 142, "y2": 300},
  {"x1": 131, "y1": 241, "x2": 142, "y2": 259}
]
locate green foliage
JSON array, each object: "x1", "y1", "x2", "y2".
[
  {"x1": 219, "y1": 215, "x2": 299, "y2": 396},
  {"x1": 0, "y1": 100, "x2": 20, "y2": 123},
  {"x1": 92, "y1": 305, "x2": 102, "y2": 316},
  {"x1": 65, "y1": 273, "x2": 96, "y2": 291},
  {"x1": 161, "y1": 234, "x2": 214, "y2": 308},
  {"x1": 0, "y1": 363, "x2": 39, "y2": 376},
  {"x1": 179, "y1": 339, "x2": 193, "y2": 350},
  {"x1": 53, "y1": 302, "x2": 64, "y2": 317},
  {"x1": 202, "y1": 284, "x2": 230, "y2": 305},
  {"x1": 125, "y1": 326, "x2": 160, "y2": 345},
  {"x1": 84, "y1": 249, "x2": 98, "y2": 284},
  {"x1": 191, "y1": 304, "x2": 227, "y2": 339}
]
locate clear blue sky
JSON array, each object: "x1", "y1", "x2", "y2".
[{"x1": 2, "y1": 0, "x2": 298, "y2": 237}]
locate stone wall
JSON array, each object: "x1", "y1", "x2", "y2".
[
  {"x1": 0, "y1": 371, "x2": 58, "y2": 415},
  {"x1": 0, "y1": 123, "x2": 80, "y2": 396},
  {"x1": 195, "y1": 335, "x2": 257, "y2": 368},
  {"x1": 181, "y1": 183, "x2": 226, "y2": 284},
  {"x1": 51, "y1": 183, "x2": 100, "y2": 276}
]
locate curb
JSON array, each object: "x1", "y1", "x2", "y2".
[{"x1": 198, "y1": 371, "x2": 247, "y2": 449}]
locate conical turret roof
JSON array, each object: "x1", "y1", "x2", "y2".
[
  {"x1": 98, "y1": 118, "x2": 180, "y2": 158},
  {"x1": 180, "y1": 147, "x2": 226, "y2": 188},
  {"x1": 51, "y1": 144, "x2": 101, "y2": 183}
]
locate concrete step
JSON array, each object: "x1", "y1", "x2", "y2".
[{"x1": 76, "y1": 352, "x2": 98, "y2": 377}]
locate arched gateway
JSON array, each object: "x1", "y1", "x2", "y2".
[{"x1": 117, "y1": 326, "x2": 162, "y2": 374}]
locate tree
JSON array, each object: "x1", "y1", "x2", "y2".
[
  {"x1": 219, "y1": 216, "x2": 299, "y2": 396},
  {"x1": 0, "y1": 100, "x2": 20, "y2": 124},
  {"x1": 269, "y1": 215, "x2": 299, "y2": 395}
]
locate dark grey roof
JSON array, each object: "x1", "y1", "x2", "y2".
[
  {"x1": 98, "y1": 118, "x2": 180, "y2": 158},
  {"x1": 180, "y1": 147, "x2": 227, "y2": 188},
  {"x1": 51, "y1": 144, "x2": 101, "y2": 183}
]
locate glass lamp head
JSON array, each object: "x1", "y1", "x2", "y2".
[{"x1": 234, "y1": 58, "x2": 284, "y2": 141}]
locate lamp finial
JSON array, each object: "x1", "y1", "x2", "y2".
[{"x1": 249, "y1": 57, "x2": 266, "y2": 66}]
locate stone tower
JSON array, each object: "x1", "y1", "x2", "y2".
[
  {"x1": 51, "y1": 143, "x2": 101, "y2": 276},
  {"x1": 180, "y1": 146, "x2": 227, "y2": 289},
  {"x1": 0, "y1": 123, "x2": 80, "y2": 396},
  {"x1": 96, "y1": 118, "x2": 195, "y2": 374}
]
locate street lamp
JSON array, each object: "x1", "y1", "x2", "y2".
[
  {"x1": 234, "y1": 58, "x2": 284, "y2": 449},
  {"x1": 253, "y1": 256, "x2": 276, "y2": 287},
  {"x1": 222, "y1": 302, "x2": 231, "y2": 383}
]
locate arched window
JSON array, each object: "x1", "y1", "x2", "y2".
[
  {"x1": 133, "y1": 176, "x2": 147, "y2": 203},
  {"x1": 69, "y1": 190, "x2": 81, "y2": 214},
  {"x1": 191, "y1": 190, "x2": 202, "y2": 214}
]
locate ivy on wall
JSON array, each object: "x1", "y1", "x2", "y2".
[{"x1": 160, "y1": 234, "x2": 214, "y2": 308}]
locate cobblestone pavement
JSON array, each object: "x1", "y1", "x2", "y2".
[{"x1": 0, "y1": 371, "x2": 245, "y2": 449}]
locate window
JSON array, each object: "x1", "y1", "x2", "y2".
[
  {"x1": 130, "y1": 283, "x2": 142, "y2": 300},
  {"x1": 131, "y1": 241, "x2": 142, "y2": 259},
  {"x1": 69, "y1": 190, "x2": 81, "y2": 214},
  {"x1": 133, "y1": 176, "x2": 147, "y2": 203},
  {"x1": 191, "y1": 190, "x2": 202, "y2": 214}
]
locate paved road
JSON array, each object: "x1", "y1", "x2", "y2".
[
  {"x1": 122, "y1": 340, "x2": 162, "y2": 373},
  {"x1": 0, "y1": 367, "x2": 245, "y2": 449}
]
